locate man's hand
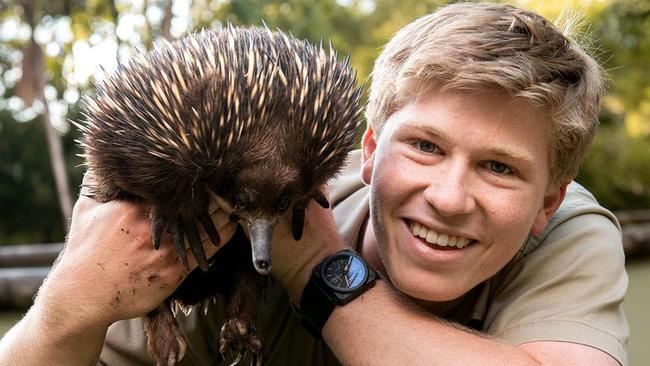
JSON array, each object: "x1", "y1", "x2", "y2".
[
  {"x1": 41, "y1": 174, "x2": 238, "y2": 328},
  {"x1": 0, "y1": 174, "x2": 237, "y2": 366}
]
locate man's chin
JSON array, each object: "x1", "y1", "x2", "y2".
[{"x1": 385, "y1": 268, "x2": 467, "y2": 304}]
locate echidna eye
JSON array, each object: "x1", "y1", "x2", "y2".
[
  {"x1": 234, "y1": 194, "x2": 248, "y2": 210},
  {"x1": 276, "y1": 196, "x2": 290, "y2": 211}
]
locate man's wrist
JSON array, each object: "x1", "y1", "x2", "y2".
[
  {"x1": 10, "y1": 299, "x2": 110, "y2": 366},
  {"x1": 271, "y1": 201, "x2": 346, "y2": 302},
  {"x1": 35, "y1": 267, "x2": 114, "y2": 335},
  {"x1": 281, "y1": 243, "x2": 345, "y2": 303},
  {"x1": 295, "y1": 249, "x2": 379, "y2": 338}
]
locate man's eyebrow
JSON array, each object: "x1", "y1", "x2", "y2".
[
  {"x1": 405, "y1": 121, "x2": 536, "y2": 166},
  {"x1": 403, "y1": 120, "x2": 449, "y2": 140},
  {"x1": 484, "y1": 148, "x2": 535, "y2": 166}
]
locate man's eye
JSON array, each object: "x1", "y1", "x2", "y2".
[
  {"x1": 415, "y1": 140, "x2": 438, "y2": 153},
  {"x1": 486, "y1": 161, "x2": 514, "y2": 175}
]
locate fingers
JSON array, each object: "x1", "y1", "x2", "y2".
[
  {"x1": 72, "y1": 193, "x2": 98, "y2": 218},
  {"x1": 74, "y1": 171, "x2": 101, "y2": 218},
  {"x1": 79, "y1": 171, "x2": 98, "y2": 198},
  {"x1": 74, "y1": 182, "x2": 240, "y2": 277}
]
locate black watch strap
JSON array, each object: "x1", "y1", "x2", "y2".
[
  {"x1": 298, "y1": 269, "x2": 336, "y2": 339},
  {"x1": 295, "y1": 249, "x2": 378, "y2": 339}
]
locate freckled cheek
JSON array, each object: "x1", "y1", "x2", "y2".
[
  {"x1": 484, "y1": 196, "x2": 538, "y2": 246},
  {"x1": 374, "y1": 155, "x2": 423, "y2": 191},
  {"x1": 373, "y1": 178, "x2": 414, "y2": 227},
  {"x1": 478, "y1": 206, "x2": 531, "y2": 274},
  {"x1": 371, "y1": 186, "x2": 415, "y2": 262}
]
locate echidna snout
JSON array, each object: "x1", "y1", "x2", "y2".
[{"x1": 247, "y1": 217, "x2": 276, "y2": 275}]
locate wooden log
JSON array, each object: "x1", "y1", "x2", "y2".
[
  {"x1": 0, "y1": 243, "x2": 63, "y2": 268},
  {"x1": 0, "y1": 267, "x2": 50, "y2": 309},
  {"x1": 614, "y1": 210, "x2": 650, "y2": 226},
  {"x1": 622, "y1": 223, "x2": 650, "y2": 259}
]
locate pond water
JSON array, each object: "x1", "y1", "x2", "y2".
[
  {"x1": 624, "y1": 259, "x2": 650, "y2": 365},
  {"x1": 1, "y1": 260, "x2": 648, "y2": 364}
]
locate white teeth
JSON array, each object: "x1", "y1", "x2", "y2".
[
  {"x1": 409, "y1": 222, "x2": 472, "y2": 249},
  {"x1": 438, "y1": 234, "x2": 449, "y2": 246},
  {"x1": 413, "y1": 223, "x2": 422, "y2": 236},
  {"x1": 416, "y1": 225, "x2": 427, "y2": 240},
  {"x1": 425, "y1": 230, "x2": 438, "y2": 244}
]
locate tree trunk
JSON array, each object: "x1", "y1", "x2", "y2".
[
  {"x1": 161, "y1": 0, "x2": 174, "y2": 41},
  {"x1": 18, "y1": 0, "x2": 73, "y2": 230},
  {"x1": 41, "y1": 98, "x2": 73, "y2": 225}
]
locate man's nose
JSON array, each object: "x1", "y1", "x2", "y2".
[{"x1": 423, "y1": 161, "x2": 476, "y2": 217}]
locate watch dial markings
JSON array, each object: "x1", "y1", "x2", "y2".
[{"x1": 324, "y1": 255, "x2": 367, "y2": 290}]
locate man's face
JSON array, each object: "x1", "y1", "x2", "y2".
[{"x1": 361, "y1": 88, "x2": 565, "y2": 302}]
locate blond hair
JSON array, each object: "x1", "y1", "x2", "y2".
[{"x1": 366, "y1": 3, "x2": 604, "y2": 188}]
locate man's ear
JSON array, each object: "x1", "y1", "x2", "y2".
[
  {"x1": 530, "y1": 184, "x2": 568, "y2": 236},
  {"x1": 361, "y1": 127, "x2": 378, "y2": 185}
]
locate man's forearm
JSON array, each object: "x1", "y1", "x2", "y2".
[
  {"x1": 0, "y1": 302, "x2": 108, "y2": 366},
  {"x1": 322, "y1": 281, "x2": 541, "y2": 366}
]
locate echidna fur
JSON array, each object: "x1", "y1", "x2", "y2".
[{"x1": 75, "y1": 25, "x2": 362, "y2": 364}]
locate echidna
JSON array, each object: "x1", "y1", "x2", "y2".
[{"x1": 75, "y1": 25, "x2": 362, "y2": 365}]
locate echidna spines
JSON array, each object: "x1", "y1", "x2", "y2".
[{"x1": 78, "y1": 24, "x2": 363, "y2": 365}]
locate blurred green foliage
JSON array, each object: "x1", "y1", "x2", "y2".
[
  {"x1": 0, "y1": 109, "x2": 83, "y2": 243},
  {"x1": 577, "y1": 123, "x2": 650, "y2": 210},
  {"x1": 0, "y1": 0, "x2": 649, "y2": 244}
]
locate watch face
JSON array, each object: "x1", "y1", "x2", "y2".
[{"x1": 321, "y1": 253, "x2": 368, "y2": 292}]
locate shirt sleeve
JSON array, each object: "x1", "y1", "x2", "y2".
[{"x1": 482, "y1": 187, "x2": 629, "y2": 365}]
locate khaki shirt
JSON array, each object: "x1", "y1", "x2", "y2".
[{"x1": 100, "y1": 150, "x2": 628, "y2": 365}]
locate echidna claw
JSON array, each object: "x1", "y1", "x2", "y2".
[
  {"x1": 198, "y1": 211, "x2": 221, "y2": 247},
  {"x1": 183, "y1": 219, "x2": 209, "y2": 272},
  {"x1": 228, "y1": 352, "x2": 244, "y2": 366},
  {"x1": 169, "y1": 220, "x2": 189, "y2": 270},
  {"x1": 313, "y1": 191, "x2": 330, "y2": 208},
  {"x1": 291, "y1": 205, "x2": 306, "y2": 241},
  {"x1": 152, "y1": 215, "x2": 165, "y2": 250}
]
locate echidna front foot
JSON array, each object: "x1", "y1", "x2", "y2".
[
  {"x1": 180, "y1": 218, "x2": 210, "y2": 271},
  {"x1": 291, "y1": 204, "x2": 306, "y2": 240},
  {"x1": 197, "y1": 211, "x2": 221, "y2": 247},
  {"x1": 143, "y1": 304, "x2": 187, "y2": 366},
  {"x1": 219, "y1": 317, "x2": 263, "y2": 365},
  {"x1": 290, "y1": 190, "x2": 330, "y2": 241},
  {"x1": 151, "y1": 209, "x2": 219, "y2": 272},
  {"x1": 151, "y1": 211, "x2": 166, "y2": 250},
  {"x1": 168, "y1": 219, "x2": 190, "y2": 269},
  {"x1": 313, "y1": 190, "x2": 330, "y2": 208}
]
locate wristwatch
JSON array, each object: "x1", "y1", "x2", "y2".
[{"x1": 296, "y1": 249, "x2": 378, "y2": 338}]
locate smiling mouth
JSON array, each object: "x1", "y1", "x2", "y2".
[{"x1": 409, "y1": 222, "x2": 476, "y2": 249}]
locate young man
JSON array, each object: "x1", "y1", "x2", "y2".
[{"x1": 0, "y1": 3, "x2": 628, "y2": 365}]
